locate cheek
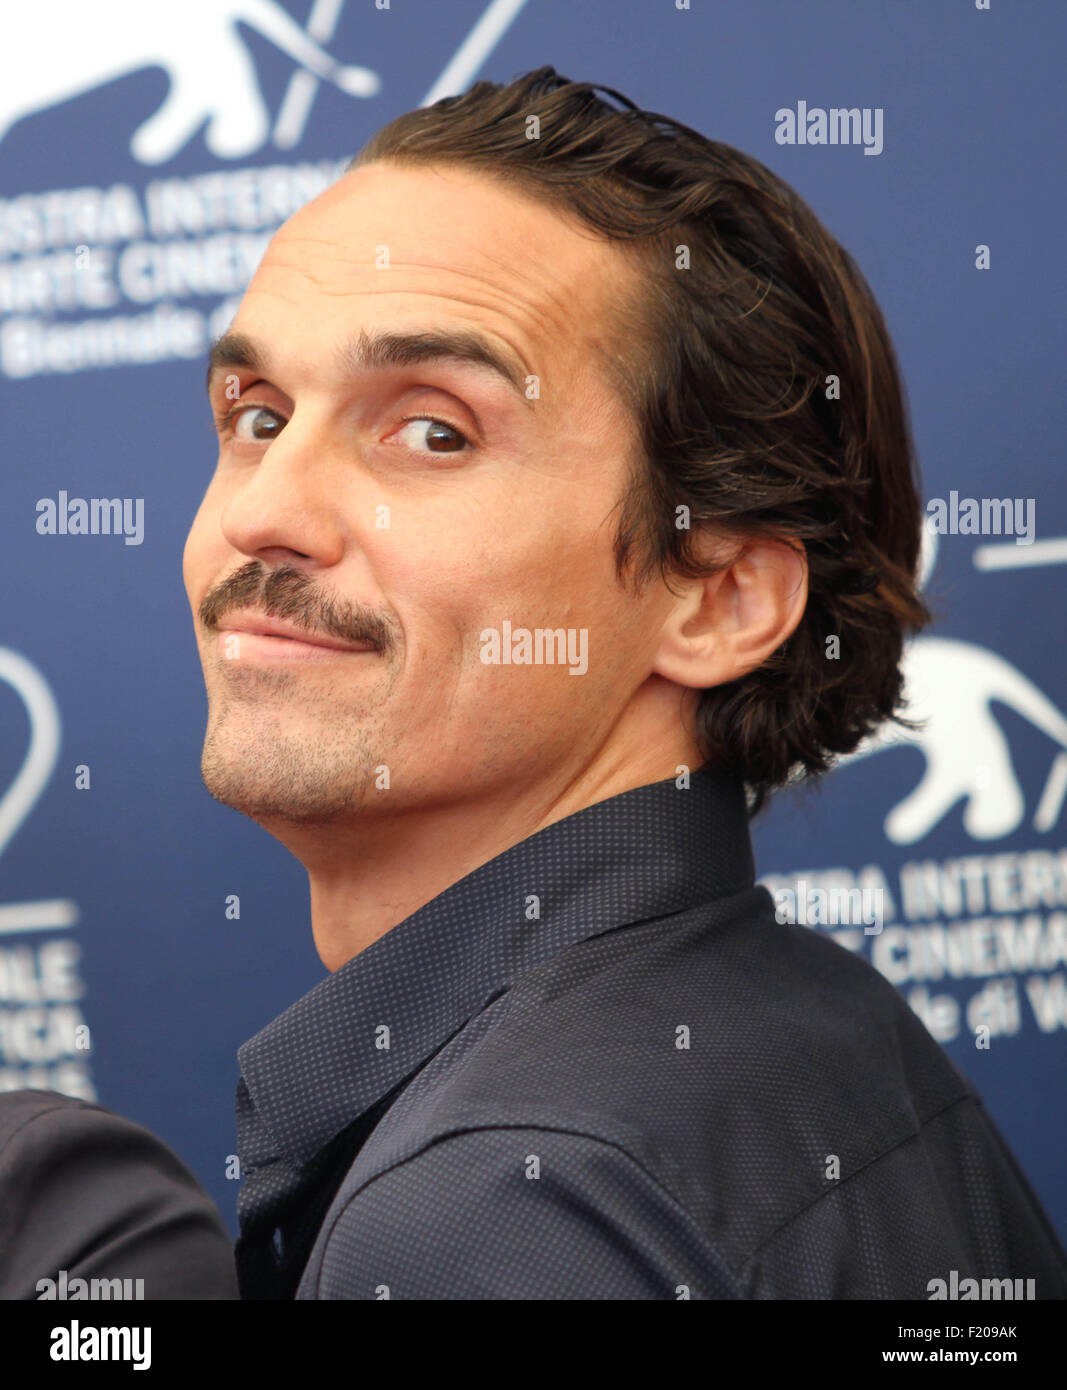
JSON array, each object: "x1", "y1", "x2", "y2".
[
  {"x1": 374, "y1": 514, "x2": 523, "y2": 629},
  {"x1": 182, "y1": 493, "x2": 225, "y2": 604},
  {"x1": 368, "y1": 495, "x2": 624, "y2": 665},
  {"x1": 181, "y1": 529, "x2": 201, "y2": 602}
]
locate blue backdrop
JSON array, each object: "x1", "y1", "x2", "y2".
[{"x1": 1, "y1": 0, "x2": 1064, "y2": 1247}]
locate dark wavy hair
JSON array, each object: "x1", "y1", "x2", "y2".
[{"x1": 351, "y1": 66, "x2": 931, "y2": 813}]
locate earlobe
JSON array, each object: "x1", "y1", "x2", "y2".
[{"x1": 651, "y1": 536, "x2": 808, "y2": 692}]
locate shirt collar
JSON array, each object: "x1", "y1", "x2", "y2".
[{"x1": 237, "y1": 767, "x2": 754, "y2": 1165}]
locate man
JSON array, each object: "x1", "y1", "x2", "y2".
[{"x1": 184, "y1": 67, "x2": 1067, "y2": 1299}]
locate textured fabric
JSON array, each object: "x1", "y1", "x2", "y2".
[
  {"x1": 234, "y1": 768, "x2": 1067, "y2": 1300},
  {"x1": 0, "y1": 1090, "x2": 238, "y2": 1299}
]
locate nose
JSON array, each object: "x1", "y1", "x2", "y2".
[{"x1": 219, "y1": 408, "x2": 346, "y2": 571}]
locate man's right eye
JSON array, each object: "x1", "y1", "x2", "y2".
[{"x1": 227, "y1": 406, "x2": 286, "y2": 442}]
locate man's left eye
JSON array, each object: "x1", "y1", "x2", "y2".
[{"x1": 392, "y1": 417, "x2": 469, "y2": 453}]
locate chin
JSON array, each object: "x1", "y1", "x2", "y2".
[
  {"x1": 200, "y1": 761, "x2": 355, "y2": 823},
  {"x1": 198, "y1": 724, "x2": 375, "y2": 823}
]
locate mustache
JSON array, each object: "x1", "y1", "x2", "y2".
[{"x1": 198, "y1": 562, "x2": 393, "y2": 654}]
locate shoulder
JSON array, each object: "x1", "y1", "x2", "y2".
[
  {"x1": 0, "y1": 1089, "x2": 237, "y2": 1300},
  {"x1": 437, "y1": 886, "x2": 973, "y2": 1170},
  {"x1": 310, "y1": 893, "x2": 1067, "y2": 1298},
  {"x1": 0, "y1": 1087, "x2": 206, "y2": 1184},
  {"x1": 313, "y1": 1123, "x2": 738, "y2": 1299},
  {"x1": 348, "y1": 889, "x2": 987, "y2": 1284}
]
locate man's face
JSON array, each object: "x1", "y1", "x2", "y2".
[{"x1": 183, "y1": 160, "x2": 678, "y2": 824}]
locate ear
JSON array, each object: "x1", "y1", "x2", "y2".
[{"x1": 651, "y1": 533, "x2": 808, "y2": 691}]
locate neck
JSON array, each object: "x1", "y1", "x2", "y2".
[{"x1": 263, "y1": 690, "x2": 703, "y2": 971}]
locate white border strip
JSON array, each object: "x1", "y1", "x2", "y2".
[
  {"x1": 421, "y1": 0, "x2": 529, "y2": 107},
  {"x1": 974, "y1": 538, "x2": 1067, "y2": 570},
  {"x1": 0, "y1": 898, "x2": 79, "y2": 935}
]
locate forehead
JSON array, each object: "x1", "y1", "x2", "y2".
[{"x1": 234, "y1": 160, "x2": 637, "y2": 401}]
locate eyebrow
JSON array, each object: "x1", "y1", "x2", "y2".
[{"x1": 205, "y1": 326, "x2": 534, "y2": 409}]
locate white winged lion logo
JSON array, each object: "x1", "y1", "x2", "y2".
[
  {"x1": 838, "y1": 520, "x2": 1067, "y2": 843},
  {"x1": 0, "y1": 0, "x2": 380, "y2": 164}
]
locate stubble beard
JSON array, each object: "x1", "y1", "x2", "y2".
[{"x1": 199, "y1": 665, "x2": 384, "y2": 824}]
